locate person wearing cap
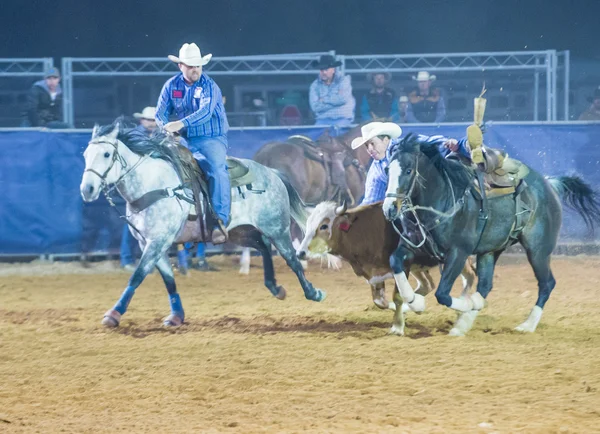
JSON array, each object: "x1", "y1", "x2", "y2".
[
  {"x1": 155, "y1": 43, "x2": 230, "y2": 244},
  {"x1": 350, "y1": 122, "x2": 470, "y2": 205},
  {"x1": 309, "y1": 54, "x2": 355, "y2": 128},
  {"x1": 360, "y1": 72, "x2": 400, "y2": 122},
  {"x1": 24, "y1": 67, "x2": 69, "y2": 128},
  {"x1": 406, "y1": 71, "x2": 446, "y2": 123},
  {"x1": 578, "y1": 87, "x2": 600, "y2": 121}
]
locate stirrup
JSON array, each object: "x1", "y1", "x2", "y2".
[{"x1": 211, "y1": 223, "x2": 228, "y2": 244}]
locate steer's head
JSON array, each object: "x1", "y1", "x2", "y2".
[{"x1": 295, "y1": 201, "x2": 348, "y2": 260}]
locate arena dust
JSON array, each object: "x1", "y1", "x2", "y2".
[{"x1": 1, "y1": 254, "x2": 599, "y2": 433}]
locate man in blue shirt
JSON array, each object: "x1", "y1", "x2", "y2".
[
  {"x1": 156, "y1": 42, "x2": 230, "y2": 244},
  {"x1": 309, "y1": 55, "x2": 355, "y2": 128},
  {"x1": 350, "y1": 122, "x2": 470, "y2": 205}
]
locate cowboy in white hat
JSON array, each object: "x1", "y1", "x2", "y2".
[
  {"x1": 406, "y1": 70, "x2": 446, "y2": 123},
  {"x1": 155, "y1": 42, "x2": 230, "y2": 245},
  {"x1": 132, "y1": 106, "x2": 157, "y2": 137},
  {"x1": 351, "y1": 121, "x2": 470, "y2": 205}
]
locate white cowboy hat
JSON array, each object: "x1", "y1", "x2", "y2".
[
  {"x1": 168, "y1": 43, "x2": 212, "y2": 67},
  {"x1": 413, "y1": 71, "x2": 436, "y2": 82},
  {"x1": 133, "y1": 106, "x2": 156, "y2": 120},
  {"x1": 351, "y1": 122, "x2": 402, "y2": 150}
]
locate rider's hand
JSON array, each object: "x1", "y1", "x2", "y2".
[
  {"x1": 444, "y1": 139, "x2": 459, "y2": 152},
  {"x1": 164, "y1": 120, "x2": 184, "y2": 133}
]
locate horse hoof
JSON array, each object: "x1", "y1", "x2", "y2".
[
  {"x1": 309, "y1": 289, "x2": 327, "y2": 302},
  {"x1": 448, "y1": 328, "x2": 465, "y2": 337},
  {"x1": 274, "y1": 286, "x2": 286, "y2": 300},
  {"x1": 102, "y1": 310, "x2": 121, "y2": 328},
  {"x1": 515, "y1": 323, "x2": 534, "y2": 333},
  {"x1": 408, "y1": 293, "x2": 426, "y2": 313},
  {"x1": 388, "y1": 325, "x2": 405, "y2": 336},
  {"x1": 163, "y1": 314, "x2": 184, "y2": 327}
]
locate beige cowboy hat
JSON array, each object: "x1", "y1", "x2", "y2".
[
  {"x1": 133, "y1": 106, "x2": 156, "y2": 120},
  {"x1": 351, "y1": 122, "x2": 402, "y2": 150},
  {"x1": 413, "y1": 71, "x2": 436, "y2": 82},
  {"x1": 168, "y1": 43, "x2": 212, "y2": 67}
]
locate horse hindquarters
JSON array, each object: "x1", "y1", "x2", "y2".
[
  {"x1": 516, "y1": 175, "x2": 561, "y2": 332},
  {"x1": 229, "y1": 227, "x2": 286, "y2": 300}
]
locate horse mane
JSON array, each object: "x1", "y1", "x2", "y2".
[
  {"x1": 95, "y1": 117, "x2": 190, "y2": 183},
  {"x1": 391, "y1": 133, "x2": 473, "y2": 193}
]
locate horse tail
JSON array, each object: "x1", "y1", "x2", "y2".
[
  {"x1": 546, "y1": 175, "x2": 600, "y2": 229},
  {"x1": 272, "y1": 169, "x2": 309, "y2": 233}
]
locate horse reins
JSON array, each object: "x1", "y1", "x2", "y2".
[
  {"x1": 84, "y1": 139, "x2": 152, "y2": 240},
  {"x1": 385, "y1": 155, "x2": 468, "y2": 253}
]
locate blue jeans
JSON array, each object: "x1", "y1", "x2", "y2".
[
  {"x1": 120, "y1": 224, "x2": 137, "y2": 266},
  {"x1": 187, "y1": 136, "x2": 231, "y2": 226}
]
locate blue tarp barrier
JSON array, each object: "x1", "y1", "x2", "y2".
[{"x1": 0, "y1": 123, "x2": 599, "y2": 255}]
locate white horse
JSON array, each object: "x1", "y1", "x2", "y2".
[{"x1": 80, "y1": 121, "x2": 326, "y2": 327}]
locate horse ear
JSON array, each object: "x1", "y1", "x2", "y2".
[
  {"x1": 108, "y1": 123, "x2": 120, "y2": 140},
  {"x1": 91, "y1": 124, "x2": 99, "y2": 139},
  {"x1": 335, "y1": 201, "x2": 347, "y2": 216}
]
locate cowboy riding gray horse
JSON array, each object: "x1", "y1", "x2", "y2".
[{"x1": 80, "y1": 121, "x2": 326, "y2": 327}]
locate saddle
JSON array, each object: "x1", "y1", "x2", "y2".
[
  {"x1": 286, "y1": 135, "x2": 363, "y2": 205},
  {"x1": 472, "y1": 147, "x2": 530, "y2": 197},
  {"x1": 182, "y1": 154, "x2": 256, "y2": 222},
  {"x1": 469, "y1": 152, "x2": 533, "y2": 250},
  {"x1": 171, "y1": 145, "x2": 217, "y2": 241},
  {"x1": 227, "y1": 157, "x2": 254, "y2": 188}
]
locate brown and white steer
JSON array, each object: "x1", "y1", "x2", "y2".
[{"x1": 296, "y1": 201, "x2": 476, "y2": 335}]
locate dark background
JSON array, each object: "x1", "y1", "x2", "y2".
[{"x1": 2, "y1": 0, "x2": 598, "y2": 59}]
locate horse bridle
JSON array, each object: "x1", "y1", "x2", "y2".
[
  {"x1": 84, "y1": 139, "x2": 128, "y2": 183},
  {"x1": 84, "y1": 138, "x2": 150, "y2": 193},
  {"x1": 384, "y1": 155, "x2": 429, "y2": 248},
  {"x1": 84, "y1": 138, "x2": 150, "y2": 210},
  {"x1": 385, "y1": 154, "x2": 466, "y2": 250}
]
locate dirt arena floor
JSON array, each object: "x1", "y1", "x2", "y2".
[{"x1": 1, "y1": 254, "x2": 599, "y2": 433}]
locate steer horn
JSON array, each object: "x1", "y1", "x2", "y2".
[{"x1": 335, "y1": 201, "x2": 347, "y2": 216}]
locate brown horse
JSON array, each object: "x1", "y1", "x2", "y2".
[{"x1": 253, "y1": 125, "x2": 371, "y2": 207}]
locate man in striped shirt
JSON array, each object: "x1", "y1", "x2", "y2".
[
  {"x1": 350, "y1": 122, "x2": 471, "y2": 205},
  {"x1": 156, "y1": 43, "x2": 230, "y2": 244}
]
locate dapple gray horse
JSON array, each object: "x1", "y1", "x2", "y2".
[{"x1": 80, "y1": 121, "x2": 325, "y2": 327}]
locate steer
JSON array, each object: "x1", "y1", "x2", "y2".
[{"x1": 296, "y1": 201, "x2": 475, "y2": 335}]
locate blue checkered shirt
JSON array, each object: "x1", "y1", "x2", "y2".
[
  {"x1": 309, "y1": 72, "x2": 355, "y2": 123},
  {"x1": 360, "y1": 134, "x2": 470, "y2": 205},
  {"x1": 155, "y1": 73, "x2": 229, "y2": 138}
]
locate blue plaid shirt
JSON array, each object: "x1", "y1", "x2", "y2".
[
  {"x1": 309, "y1": 72, "x2": 355, "y2": 123},
  {"x1": 360, "y1": 134, "x2": 470, "y2": 205},
  {"x1": 155, "y1": 73, "x2": 229, "y2": 139}
]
